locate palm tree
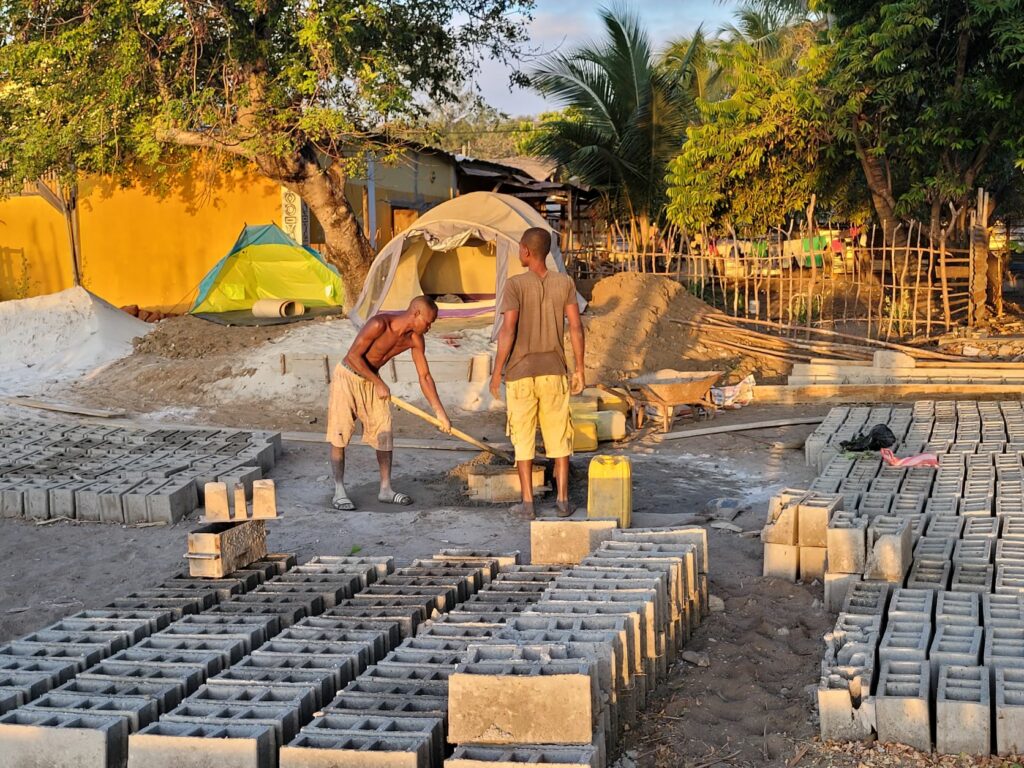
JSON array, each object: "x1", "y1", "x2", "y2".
[{"x1": 528, "y1": 5, "x2": 702, "y2": 246}]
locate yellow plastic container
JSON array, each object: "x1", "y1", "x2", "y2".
[
  {"x1": 572, "y1": 417, "x2": 599, "y2": 452},
  {"x1": 592, "y1": 410, "x2": 627, "y2": 442},
  {"x1": 587, "y1": 455, "x2": 632, "y2": 528}
]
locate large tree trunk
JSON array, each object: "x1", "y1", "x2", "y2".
[
  {"x1": 292, "y1": 170, "x2": 375, "y2": 298},
  {"x1": 851, "y1": 120, "x2": 899, "y2": 240},
  {"x1": 258, "y1": 149, "x2": 376, "y2": 300}
]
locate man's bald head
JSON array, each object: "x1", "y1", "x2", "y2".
[
  {"x1": 409, "y1": 295, "x2": 438, "y2": 316},
  {"x1": 521, "y1": 227, "x2": 551, "y2": 261}
]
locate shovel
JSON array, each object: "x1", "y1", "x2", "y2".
[{"x1": 389, "y1": 394, "x2": 514, "y2": 464}]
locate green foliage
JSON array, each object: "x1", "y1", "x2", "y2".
[
  {"x1": 527, "y1": 5, "x2": 700, "y2": 226},
  {"x1": 818, "y1": 0, "x2": 1024, "y2": 230},
  {"x1": 665, "y1": 5, "x2": 835, "y2": 231},
  {"x1": 0, "y1": 0, "x2": 535, "y2": 192}
]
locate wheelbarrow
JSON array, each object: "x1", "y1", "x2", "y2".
[{"x1": 602, "y1": 369, "x2": 722, "y2": 435}]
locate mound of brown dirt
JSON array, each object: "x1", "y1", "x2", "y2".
[
  {"x1": 583, "y1": 273, "x2": 791, "y2": 384},
  {"x1": 133, "y1": 315, "x2": 294, "y2": 359}
]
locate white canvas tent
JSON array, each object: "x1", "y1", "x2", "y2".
[{"x1": 350, "y1": 192, "x2": 583, "y2": 335}]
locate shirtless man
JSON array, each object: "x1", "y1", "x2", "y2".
[{"x1": 326, "y1": 295, "x2": 452, "y2": 511}]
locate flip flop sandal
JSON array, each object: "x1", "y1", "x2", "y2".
[
  {"x1": 379, "y1": 491, "x2": 413, "y2": 506},
  {"x1": 330, "y1": 496, "x2": 356, "y2": 512},
  {"x1": 555, "y1": 502, "x2": 577, "y2": 518}
]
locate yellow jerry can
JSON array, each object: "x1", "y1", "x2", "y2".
[
  {"x1": 587, "y1": 455, "x2": 632, "y2": 527},
  {"x1": 572, "y1": 416, "x2": 599, "y2": 453}
]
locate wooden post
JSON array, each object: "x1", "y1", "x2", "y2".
[{"x1": 939, "y1": 231, "x2": 952, "y2": 331}]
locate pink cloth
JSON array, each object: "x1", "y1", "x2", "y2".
[{"x1": 880, "y1": 448, "x2": 939, "y2": 468}]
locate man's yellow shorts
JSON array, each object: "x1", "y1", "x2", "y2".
[{"x1": 505, "y1": 374, "x2": 573, "y2": 463}]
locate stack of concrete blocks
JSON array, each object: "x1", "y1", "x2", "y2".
[
  {"x1": 805, "y1": 400, "x2": 1024, "y2": 755},
  {"x1": 0, "y1": 413, "x2": 281, "y2": 525},
  {"x1": 437, "y1": 527, "x2": 707, "y2": 768},
  {"x1": 279, "y1": 551, "x2": 521, "y2": 768},
  {"x1": 0, "y1": 553, "x2": 296, "y2": 768},
  {"x1": 761, "y1": 490, "x2": 843, "y2": 584},
  {"x1": 804, "y1": 406, "x2": 913, "y2": 472}
]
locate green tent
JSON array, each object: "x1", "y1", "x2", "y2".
[{"x1": 191, "y1": 223, "x2": 345, "y2": 314}]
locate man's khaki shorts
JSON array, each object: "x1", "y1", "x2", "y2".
[
  {"x1": 506, "y1": 374, "x2": 573, "y2": 463},
  {"x1": 325, "y1": 364, "x2": 394, "y2": 451}
]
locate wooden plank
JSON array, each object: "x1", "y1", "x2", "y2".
[
  {"x1": 651, "y1": 416, "x2": 825, "y2": 442},
  {"x1": 3, "y1": 397, "x2": 126, "y2": 418},
  {"x1": 757, "y1": 384, "x2": 1024, "y2": 405}
]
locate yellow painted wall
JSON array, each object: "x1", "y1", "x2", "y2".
[
  {"x1": 0, "y1": 167, "x2": 280, "y2": 311},
  {"x1": 0, "y1": 196, "x2": 73, "y2": 301},
  {"x1": 76, "y1": 171, "x2": 280, "y2": 311},
  {"x1": 0, "y1": 147, "x2": 456, "y2": 310}
]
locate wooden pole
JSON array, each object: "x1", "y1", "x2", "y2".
[
  {"x1": 939, "y1": 231, "x2": 952, "y2": 331},
  {"x1": 390, "y1": 395, "x2": 514, "y2": 463}
]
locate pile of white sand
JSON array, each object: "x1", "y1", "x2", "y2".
[{"x1": 0, "y1": 287, "x2": 151, "y2": 395}]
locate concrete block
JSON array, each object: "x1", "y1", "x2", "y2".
[
  {"x1": 798, "y1": 493, "x2": 842, "y2": 546},
  {"x1": 936, "y1": 665, "x2": 990, "y2": 755},
  {"x1": 763, "y1": 544, "x2": 798, "y2": 581},
  {"x1": 0, "y1": 670, "x2": 56, "y2": 703},
  {"x1": 935, "y1": 591, "x2": 980, "y2": 627},
  {"x1": 878, "y1": 620, "x2": 931, "y2": 664},
  {"x1": 914, "y1": 536, "x2": 954, "y2": 561},
  {"x1": 446, "y1": 744, "x2": 600, "y2": 768},
  {"x1": 128, "y1": 721, "x2": 276, "y2": 768},
  {"x1": 928, "y1": 625, "x2": 983, "y2": 691},
  {"x1": 840, "y1": 581, "x2": 890, "y2": 616},
  {"x1": 826, "y1": 513, "x2": 867, "y2": 574},
  {"x1": 610, "y1": 527, "x2": 708, "y2": 575},
  {"x1": 954, "y1": 538, "x2": 994, "y2": 564},
  {"x1": 208, "y1": 667, "x2": 335, "y2": 710},
  {"x1": 996, "y1": 564, "x2": 1024, "y2": 595},
  {"x1": 53, "y1": 678, "x2": 182, "y2": 714},
  {"x1": 799, "y1": 547, "x2": 827, "y2": 581},
  {"x1": 817, "y1": 667, "x2": 874, "y2": 742},
  {"x1": 995, "y1": 667, "x2": 1024, "y2": 757},
  {"x1": 0, "y1": 655, "x2": 79, "y2": 687},
  {"x1": 448, "y1": 660, "x2": 596, "y2": 745},
  {"x1": 888, "y1": 588, "x2": 934, "y2": 622},
  {"x1": 905, "y1": 558, "x2": 951, "y2": 590},
  {"x1": 824, "y1": 573, "x2": 860, "y2": 614},
  {"x1": 0, "y1": 710, "x2": 128, "y2": 766},
  {"x1": 529, "y1": 519, "x2": 618, "y2": 566},
  {"x1": 951, "y1": 562, "x2": 995, "y2": 593},
  {"x1": 325, "y1": 692, "x2": 447, "y2": 721},
  {"x1": 297, "y1": 713, "x2": 443, "y2": 768},
  {"x1": 875, "y1": 660, "x2": 931, "y2": 752},
  {"x1": 865, "y1": 517, "x2": 912, "y2": 582},
  {"x1": 133, "y1": 635, "x2": 245, "y2": 666},
  {"x1": 762, "y1": 492, "x2": 801, "y2": 545},
  {"x1": 22, "y1": 691, "x2": 160, "y2": 732},
  {"x1": 983, "y1": 594, "x2": 1024, "y2": 628},
  {"x1": 163, "y1": 699, "x2": 301, "y2": 746},
  {"x1": 984, "y1": 627, "x2": 1024, "y2": 674},
  {"x1": 280, "y1": 731, "x2": 432, "y2": 768}
]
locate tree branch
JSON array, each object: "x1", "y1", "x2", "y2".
[{"x1": 156, "y1": 128, "x2": 256, "y2": 159}]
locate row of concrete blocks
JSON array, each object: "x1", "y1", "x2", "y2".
[
  {"x1": 129, "y1": 552, "x2": 512, "y2": 768},
  {"x1": 822, "y1": 657, "x2": 1024, "y2": 756},
  {"x1": 0, "y1": 552, "x2": 300, "y2": 767},
  {"x1": 0, "y1": 416, "x2": 282, "y2": 450},
  {"x1": 279, "y1": 531, "x2": 708, "y2": 768},
  {"x1": 444, "y1": 533, "x2": 708, "y2": 768},
  {"x1": 0, "y1": 421, "x2": 281, "y2": 524},
  {"x1": 819, "y1": 581, "x2": 1024, "y2": 754}
]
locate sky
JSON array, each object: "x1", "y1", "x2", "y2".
[{"x1": 475, "y1": 0, "x2": 736, "y2": 116}]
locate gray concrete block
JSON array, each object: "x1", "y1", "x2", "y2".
[
  {"x1": 0, "y1": 709, "x2": 128, "y2": 768},
  {"x1": 840, "y1": 582, "x2": 890, "y2": 616},
  {"x1": 208, "y1": 667, "x2": 335, "y2": 710},
  {"x1": 298, "y1": 713, "x2": 444, "y2": 768},
  {"x1": 294, "y1": 617, "x2": 399, "y2": 655},
  {"x1": 0, "y1": 670, "x2": 55, "y2": 702},
  {"x1": 935, "y1": 591, "x2": 980, "y2": 627},
  {"x1": 187, "y1": 682, "x2": 317, "y2": 723},
  {"x1": 134, "y1": 635, "x2": 247, "y2": 666},
  {"x1": 888, "y1": 589, "x2": 934, "y2": 622},
  {"x1": 22, "y1": 691, "x2": 160, "y2": 732},
  {"x1": 280, "y1": 731, "x2": 432, "y2": 768},
  {"x1": 983, "y1": 593, "x2": 1024, "y2": 628},
  {"x1": 984, "y1": 627, "x2": 1024, "y2": 675},
  {"x1": 128, "y1": 721, "x2": 276, "y2": 768},
  {"x1": 172, "y1": 613, "x2": 279, "y2": 640},
  {"x1": 0, "y1": 655, "x2": 79, "y2": 687},
  {"x1": 878, "y1": 620, "x2": 932, "y2": 664},
  {"x1": 446, "y1": 744, "x2": 599, "y2": 768},
  {"x1": 53, "y1": 678, "x2": 182, "y2": 714},
  {"x1": 163, "y1": 698, "x2": 301, "y2": 746},
  {"x1": 995, "y1": 667, "x2": 1024, "y2": 757},
  {"x1": 936, "y1": 665, "x2": 990, "y2": 755},
  {"x1": 928, "y1": 625, "x2": 983, "y2": 691},
  {"x1": 875, "y1": 660, "x2": 931, "y2": 752},
  {"x1": 952, "y1": 562, "x2": 995, "y2": 593}
]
